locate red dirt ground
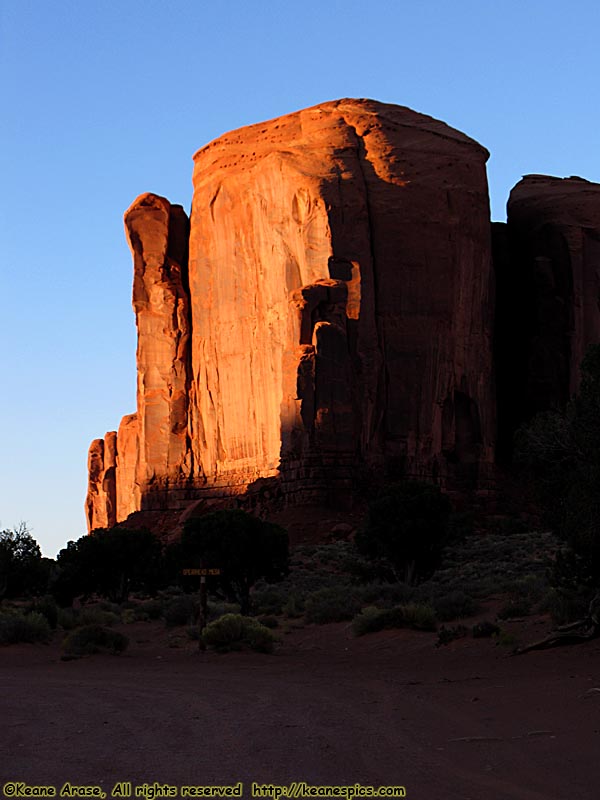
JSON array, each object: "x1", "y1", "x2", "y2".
[{"x1": 2, "y1": 617, "x2": 600, "y2": 800}]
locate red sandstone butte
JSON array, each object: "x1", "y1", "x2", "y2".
[
  {"x1": 86, "y1": 98, "x2": 498, "y2": 530},
  {"x1": 188, "y1": 98, "x2": 496, "y2": 500},
  {"x1": 507, "y1": 175, "x2": 600, "y2": 406}
]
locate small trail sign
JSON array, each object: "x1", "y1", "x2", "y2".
[{"x1": 182, "y1": 568, "x2": 222, "y2": 576}]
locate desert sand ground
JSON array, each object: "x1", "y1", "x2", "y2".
[{"x1": 2, "y1": 617, "x2": 600, "y2": 800}]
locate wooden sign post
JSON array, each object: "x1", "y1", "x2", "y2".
[{"x1": 182, "y1": 568, "x2": 222, "y2": 650}]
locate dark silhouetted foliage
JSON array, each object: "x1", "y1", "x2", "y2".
[
  {"x1": 52, "y1": 527, "x2": 162, "y2": 605},
  {"x1": 355, "y1": 480, "x2": 451, "y2": 584},
  {"x1": 516, "y1": 344, "x2": 600, "y2": 599},
  {"x1": 0, "y1": 523, "x2": 51, "y2": 599},
  {"x1": 180, "y1": 510, "x2": 289, "y2": 614}
]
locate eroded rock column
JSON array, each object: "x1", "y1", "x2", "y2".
[{"x1": 124, "y1": 193, "x2": 195, "y2": 503}]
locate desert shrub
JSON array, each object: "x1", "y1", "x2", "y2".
[
  {"x1": 352, "y1": 603, "x2": 437, "y2": 637},
  {"x1": 27, "y1": 596, "x2": 59, "y2": 629},
  {"x1": 352, "y1": 606, "x2": 393, "y2": 636},
  {"x1": 122, "y1": 608, "x2": 148, "y2": 623},
  {"x1": 497, "y1": 599, "x2": 532, "y2": 620},
  {"x1": 355, "y1": 480, "x2": 451, "y2": 584},
  {"x1": 282, "y1": 594, "x2": 304, "y2": 618},
  {"x1": 250, "y1": 587, "x2": 287, "y2": 616},
  {"x1": 399, "y1": 603, "x2": 437, "y2": 631},
  {"x1": 56, "y1": 606, "x2": 119, "y2": 630},
  {"x1": 304, "y1": 587, "x2": 362, "y2": 624},
  {"x1": 201, "y1": 613, "x2": 276, "y2": 653},
  {"x1": 81, "y1": 608, "x2": 120, "y2": 626},
  {"x1": 164, "y1": 595, "x2": 197, "y2": 628},
  {"x1": 431, "y1": 590, "x2": 480, "y2": 622},
  {"x1": 242, "y1": 618, "x2": 276, "y2": 653},
  {"x1": 62, "y1": 625, "x2": 128, "y2": 657},
  {"x1": 57, "y1": 607, "x2": 78, "y2": 630},
  {"x1": 436, "y1": 625, "x2": 469, "y2": 646},
  {"x1": 0, "y1": 610, "x2": 52, "y2": 645},
  {"x1": 537, "y1": 586, "x2": 591, "y2": 625},
  {"x1": 202, "y1": 613, "x2": 245, "y2": 648},
  {"x1": 357, "y1": 582, "x2": 415, "y2": 608},
  {"x1": 472, "y1": 620, "x2": 501, "y2": 638},
  {"x1": 208, "y1": 601, "x2": 241, "y2": 621}
]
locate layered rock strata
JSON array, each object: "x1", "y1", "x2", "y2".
[{"x1": 86, "y1": 98, "x2": 498, "y2": 529}]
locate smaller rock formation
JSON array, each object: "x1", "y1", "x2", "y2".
[
  {"x1": 85, "y1": 433, "x2": 117, "y2": 531},
  {"x1": 125, "y1": 193, "x2": 194, "y2": 499},
  {"x1": 494, "y1": 175, "x2": 600, "y2": 456}
]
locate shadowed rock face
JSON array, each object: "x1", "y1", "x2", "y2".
[
  {"x1": 494, "y1": 175, "x2": 600, "y2": 457},
  {"x1": 86, "y1": 98, "x2": 499, "y2": 529}
]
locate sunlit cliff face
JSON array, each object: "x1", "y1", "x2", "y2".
[
  {"x1": 188, "y1": 99, "x2": 495, "y2": 495},
  {"x1": 86, "y1": 98, "x2": 498, "y2": 529}
]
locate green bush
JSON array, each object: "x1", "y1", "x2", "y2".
[
  {"x1": 436, "y1": 625, "x2": 469, "y2": 646},
  {"x1": 57, "y1": 607, "x2": 78, "y2": 630},
  {"x1": 58, "y1": 607, "x2": 120, "y2": 630},
  {"x1": 250, "y1": 587, "x2": 287, "y2": 616},
  {"x1": 164, "y1": 595, "x2": 197, "y2": 628},
  {"x1": 304, "y1": 587, "x2": 362, "y2": 624},
  {"x1": 351, "y1": 606, "x2": 393, "y2": 636},
  {"x1": 62, "y1": 625, "x2": 128, "y2": 657},
  {"x1": 537, "y1": 587, "x2": 591, "y2": 625},
  {"x1": 399, "y1": 603, "x2": 438, "y2": 631},
  {"x1": 27, "y1": 596, "x2": 59, "y2": 629},
  {"x1": 432, "y1": 590, "x2": 480, "y2": 622},
  {"x1": 242, "y1": 618, "x2": 276, "y2": 653},
  {"x1": 352, "y1": 603, "x2": 437, "y2": 637},
  {"x1": 0, "y1": 610, "x2": 52, "y2": 645},
  {"x1": 282, "y1": 595, "x2": 304, "y2": 618},
  {"x1": 208, "y1": 601, "x2": 241, "y2": 621},
  {"x1": 497, "y1": 599, "x2": 532, "y2": 620},
  {"x1": 201, "y1": 613, "x2": 276, "y2": 653}
]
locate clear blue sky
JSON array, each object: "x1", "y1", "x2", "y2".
[{"x1": 2, "y1": 0, "x2": 599, "y2": 557}]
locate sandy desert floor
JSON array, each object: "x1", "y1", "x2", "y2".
[{"x1": 2, "y1": 617, "x2": 600, "y2": 800}]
